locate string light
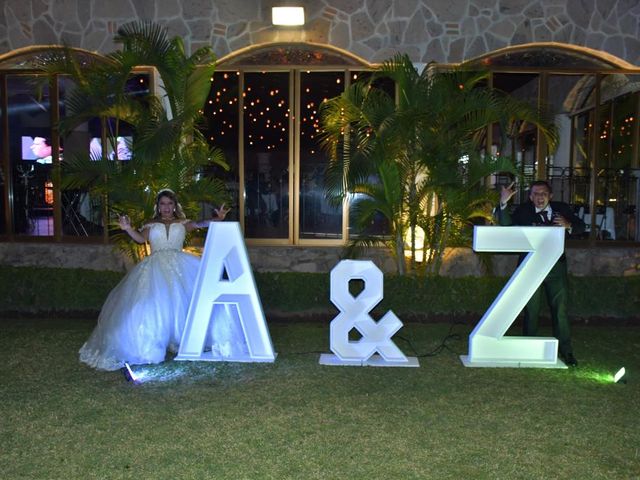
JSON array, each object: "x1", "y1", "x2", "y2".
[{"x1": 204, "y1": 71, "x2": 347, "y2": 173}]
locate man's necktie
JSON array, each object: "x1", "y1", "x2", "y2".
[{"x1": 539, "y1": 210, "x2": 550, "y2": 224}]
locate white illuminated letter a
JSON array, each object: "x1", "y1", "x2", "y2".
[{"x1": 176, "y1": 222, "x2": 276, "y2": 363}]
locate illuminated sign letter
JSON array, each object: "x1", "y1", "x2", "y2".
[
  {"x1": 460, "y1": 226, "x2": 566, "y2": 368},
  {"x1": 176, "y1": 222, "x2": 276, "y2": 363},
  {"x1": 319, "y1": 260, "x2": 418, "y2": 367}
]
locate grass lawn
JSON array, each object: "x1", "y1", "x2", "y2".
[{"x1": 1, "y1": 317, "x2": 639, "y2": 479}]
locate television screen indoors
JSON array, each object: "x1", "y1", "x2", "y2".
[
  {"x1": 21, "y1": 136, "x2": 54, "y2": 164},
  {"x1": 90, "y1": 136, "x2": 132, "y2": 161}
]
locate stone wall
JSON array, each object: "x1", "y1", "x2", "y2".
[
  {"x1": 1, "y1": 241, "x2": 638, "y2": 277},
  {"x1": 0, "y1": 241, "x2": 133, "y2": 272},
  {"x1": 0, "y1": 0, "x2": 639, "y2": 66}
]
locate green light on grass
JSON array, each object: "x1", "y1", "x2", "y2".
[
  {"x1": 573, "y1": 368, "x2": 614, "y2": 384},
  {"x1": 571, "y1": 366, "x2": 630, "y2": 385}
]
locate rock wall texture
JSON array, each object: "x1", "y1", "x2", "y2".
[{"x1": 0, "y1": 0, "x2": 639, "y2": 66}]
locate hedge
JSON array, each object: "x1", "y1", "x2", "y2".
[{"x1": 1, "y1": 266, "x2": 638, "y2": 320}]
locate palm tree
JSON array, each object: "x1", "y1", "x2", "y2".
[
  {"x1": 40, "y1": 21, "x2": 228, "y2": 260},
  {"x1": 320, "y1": 54, "x2": 557, "y2": 275}
]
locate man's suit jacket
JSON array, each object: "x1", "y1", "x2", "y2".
[
  {"x1": 497, "y1": 200, "x2": 586, "y2": 262},
  {"x1": 500, "y1": 201, "x2": 585, "y2": 231}
]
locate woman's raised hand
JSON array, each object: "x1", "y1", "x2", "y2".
[
  {"x1": 214, "y1": 204, "x2": 231, "y2": 221},
  {"x1": 118, "y1": 214, "x2": 132, "y2": 231}
]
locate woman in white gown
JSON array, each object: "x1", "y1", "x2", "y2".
[{"x1": 79, "y1": 189, "x2": 233, "y2": 371}]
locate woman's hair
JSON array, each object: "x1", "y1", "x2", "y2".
[{"x1": 153, "y1": 189, "x2": 186, "y2": 220}]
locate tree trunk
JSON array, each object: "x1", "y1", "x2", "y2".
[{"x1": 395, "y1": 227, "x2": 406, "y2": 276}]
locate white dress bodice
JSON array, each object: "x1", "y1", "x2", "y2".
[{"x1": 147, "y1": 222, "x2": 187, "y2": 252}]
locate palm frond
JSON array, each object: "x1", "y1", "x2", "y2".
[
  {"x1": 319, "y1": 53, "x2": 558, "y2": 274},
  {"x1": 37, "y1": 21, "x2": 229, "y2": 262},
  {"x1": 60, "y1": 154, "x2": 121, "y2": 193}
]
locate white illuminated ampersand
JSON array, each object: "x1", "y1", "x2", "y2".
[
  {"x1": 460, "y1": 226, "x2": 566, "y2": 368},
  {"x1": 319, "y1": 260, "x2": 418, "y2": 367}
]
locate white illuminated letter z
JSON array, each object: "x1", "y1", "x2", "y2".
[
  {"x1": 460, "y1": 226, "x2": 566, "y2": 368},
  {"x1": 176, "y1": 222, "x2": 276, "y2": 363}
]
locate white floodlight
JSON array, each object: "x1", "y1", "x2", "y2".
[
  {"x1": 122, "y1": 362, "x2": 138, "y2": 383},
  {"x1": 614, "y1": 367, "x2": 626, "y2": 383},
  {"x1": 272, "y1": 7, "x2": 305, "y2": 26}
]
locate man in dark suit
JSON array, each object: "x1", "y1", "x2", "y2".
[{"x1": 497, "y1": 180, "x2": 585, "y2": 367}]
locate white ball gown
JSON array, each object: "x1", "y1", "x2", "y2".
[{"x1": 79, "y1": 221, "x2": 246, "y2": 371}]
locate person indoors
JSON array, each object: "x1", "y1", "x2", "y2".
[
  {"x1": 496, "y1": 180, "x2": 585, "y2": 367},
  {"x1": 79, "y1": 189, "x2": 240, "y2": 371},
  {"x1": 30, "y1": 136, "x2": 62, "y2": 164}
]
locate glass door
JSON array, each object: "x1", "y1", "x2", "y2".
[
  {"x1": 6, "y1": 74, "x2": 55, "y2": 237},
  {"x1": 205, "y1": 69, "x2": 352, "y2": 244},
  {"x1": 296, "y1": 70, "x2": 346, "y2": 242},
  {"x1": 242, "y1": 71, "x2": 292, "y2": 241}
]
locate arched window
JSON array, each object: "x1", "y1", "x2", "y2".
[
  {"x1": 205, "y1": 43, "x2": 383, "y2": 245},
  {"x1": 458, "y1": 43, "x2": 640, "y2": 242},
  {"x1": 0, "y1": 47, "x2": 151, "y2": 241}
]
